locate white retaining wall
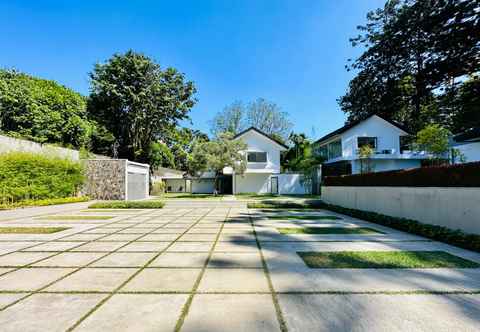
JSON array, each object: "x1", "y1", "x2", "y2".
[
  {"x1": 0, "y1": 134, "x2": 79, "y2": 160},
  {"x1": 278, "y1": 174, "x2": 307, "y2": 195},
  {"x1": 322, "y1": 186, "x2": 480, "y2": 235}
]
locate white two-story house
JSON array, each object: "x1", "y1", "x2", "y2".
[
  {"x1": 313, "y1": 114, "x2": 428, "y2": 176},
  {"x1": 176, "y1": 127, "x2": 307, "y2": 195}
]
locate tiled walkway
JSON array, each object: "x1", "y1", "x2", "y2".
[{"x1": 0, "y1": 202, "x2": 478, "y2": 331}]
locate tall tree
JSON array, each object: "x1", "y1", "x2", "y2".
[
  {"x1": 210, "y1": 98, "x2": 292, "y2": 142},
  {"x1": 0, "y1": 69, "x2": 94, "y2": 148},
  {"x1": 88, "y1": 50, "x2": 197, "y2": 164},
  {"x1": 340, "y1": 0, "x2": 480, "y2": 132},
  {"x1": 163, "y1": 127, "x2": 209, "y2": 170},
  {"x1": 187, "y1": 133, "x2": 247, "y2": 194}
]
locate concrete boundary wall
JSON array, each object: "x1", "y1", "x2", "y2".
[
  {"x1": 0, "y1": 135, "x2": 79, "y2": 160},
  {"x1": 322, "y1": 186, "x2": 480, "y2": 235}
]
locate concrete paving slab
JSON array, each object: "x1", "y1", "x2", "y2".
[
  {"x1": 0, "y1": 293, "x2": 27, "y2": 309},
  {"x1": 149, "y1": 252, "x2": 210, "y2": 267},
  {"x1": 22, "y1": 241, "x2": 84, "y2": 251},
  {"x1": 179, "y1": 234, "x2": 218, "y2": 241},
  {"x1": 118, "y1": 241, "x2": 170, "y2": 252},
  {"x1": 181, "y1": 294, "x2": 280, "y2": 332},
  {"x1": 32, "y1": 252, "x2": 106, "y2": 267},
  {"x1": 75, "y1": 294, "x2": 187, "y2": 332},
  {"x1": 139, "y1": 233, "x2": 180, "y2": 241},
  {"x1": 46, "y1": 268, "x2": 137, "y2": 292},
  {"x1": 71, "y1": 241, "x2": 128, "y2": 252},
  {"x1": 0, "y1": 293, "x2": 104, "y2": 332},
  {"x1": 0, "y1": 268, "x2": 75, "y2": 291},
  {"x1": 0, "y1": 252, "x2": 55, "y2": 266},
  {"x1": 279, "y1": 293, "x2": 480, "y2": 332},
  {"x1": 214, "y1": 241, "x2": 259, "y2": 252},
  {"x1": 167, "y1": 242, "x2": 214, "y2": 252},
  {"x1": 91, "y1": 252, "x2": 157, "y2": 267},
  {"x1": 98, "y1": 234, "x2": 142, "y2": 241},
  {"x1": 208, "y1": 252, "x2": 263, "y2": 268},
  {"x1": 198, "y1": 268, "x2": 269, "y2": 292},
  {"x1": 62, "y1": 234, "x2": 105, "y2": 241},
  {"x1": 122, "y1": 268, "x2": 200, "y2": 292}
]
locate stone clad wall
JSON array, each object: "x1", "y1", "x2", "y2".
[{"x1": 84, "y1": 159, "x2": 126, "y2": 200}]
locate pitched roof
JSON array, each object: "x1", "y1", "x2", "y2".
[
  {"x1": 314, "y1": 114, "x2": 410, "y2": 145},
  {"x1": 233, "y1": 127, "x2": 289, "y2": 149},
  {"x1": 453, "y1": 127, "x2": 480, "y2": 142}
]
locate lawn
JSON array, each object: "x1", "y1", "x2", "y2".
[
  {"x1": 278, "y1": 227, "x2": 382, "y2": 235},
  {"x1": 88, "y1": 200, "x2": 165, "y2": 209},
  {"x1": 0, "y1": 227, "x2": 69, "y2": 234},
  {"x1": 36, "y1": 215, "x2": 114, "y2": 220},
  {"x1": 269, "y1": 215, "x2": 341, "y2": 220},
  {"x1": 298, "y1": 251, "x2": 480, "y2": 269},
  {"x1": 155, "y1": 193, "x2": 223, "y2": 200},
  {"x1": 237, "y1": 193, "x2": 321, "y2": 200}
]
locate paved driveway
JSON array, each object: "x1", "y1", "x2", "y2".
[{"x1": 0, "y1": 201, "x2": 478, "y2": 331}]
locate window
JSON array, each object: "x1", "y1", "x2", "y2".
[
  {"x1": 399, "y1": 135, "x2": 413, "y2": 153},
  {"x1": 247, "y1": 152, "x2": 267, "y2": 163},
  {"x1": 357, "y1": 137, "x2": 377, "y2": 149},
  {"x1": 327, "y1": 140, "x2": 342, "y2": 159}
]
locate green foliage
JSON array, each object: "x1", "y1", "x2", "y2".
[
  {"x1": 88, "y1": 200, "x2": 165, "y2": 209},
  {"x1": 149, "y1": 141, "x2": 175, "y2": 171},
  {"x1": 414, "y1": 124, "x2": 450, "y2": 159},
  {"x1": 162, "y1": 127, "x2": 209, "y2": 171},
  {"x1": 188, "y1": 132, "x2": 247, "y2": 178},
  {"x1": 88, "y1": 50, "x2": 197, "y2": 164},
  {"x1": 210, "y1": 98, "x2": 292, "y2": 142},
  {"x1": 358, "y1": 145, "x2": 375, "y2": 173},
  {"x1": 0, "y1": 196, "x2": 89, "y2": 210},
  {"x1": 340, "y1": 0, "x2": 479, "y2": 132},
  {"x1": 151, "y1": 181, "x2": 166, "y2": 195},
  {"x1": 0, "y1": 69, "x2": 94, "y2": 148},
  {"x1": 0, "y1": 152, "x2": 84, "y2": 205}
]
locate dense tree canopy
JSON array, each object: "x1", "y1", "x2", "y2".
[
  {"x1": 88, "y1": 50, "x2": 197, "y2": 164},
  {"x1": 0, "y1": 69, "x2": 94, "y2": 148},
  {"x1": 339, "y1": 0, "x2": 480, "y2": 133},
  {"x1": 210, "y1": 98, "x2": 292, "y2": 142}
]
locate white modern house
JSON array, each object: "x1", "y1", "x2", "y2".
[
  {"x1": 313, "y1": 114, "x2": 428, "y2": 175},
  {"x1": 451, "y1": 127, "x2": 480, "y2": 163},
  {"x1": 159, "y1": 127, "x2": 308, "y2": 195}
]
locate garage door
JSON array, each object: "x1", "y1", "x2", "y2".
[{"x1": 127, "y1": 172, "x2": 147, "y2": 200}]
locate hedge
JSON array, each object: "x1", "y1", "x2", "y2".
[
  {"x1": 247, "y1": 201, "x2": 480, "y2": 253},
  {"x1": 323, "y1": 161, "x2": 480, "y2": 187},
  {"x1": 0, "y1": 196, "x2": 89, "y2": 210},
  {"x1": 0, "y1": 152, "x2": 84, "y2": 205},
  {"x1": 88, "y1": 200, "x2": 165, "y2": 209}
]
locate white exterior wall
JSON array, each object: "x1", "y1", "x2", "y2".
[
  {"x1": 339, "y1": 115, "x2": 408, "y2": 158},
  {"x1": 236, "y1": 130, "x2": 284, "y2": 173},
  {"x1": 455, "y1": 142, "x2": 480, "y2": 163},
  {"x1": 164, "y1": 179, "x2": 186, "y2": 192},
  {"x1": 235, "y1": 174, "x2": 270, "y2": 194},
  {"x1": 322, "y1": 186, "x2": 480, "y2": 235},
  {"x1": 125, "y1": 161, "x2": 150, "y2": 201},
  {"x1": 191, "y1": 179, "x2": 215, "y2": 193},
  {"x1": 278, "y1": 174, "x2": 307, "y2": 194},
  {"x1": 0, "y1": 134, "x2": 79, "y2": 160}
]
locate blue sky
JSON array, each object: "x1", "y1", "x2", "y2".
[{"x1": 0, "y1": 0, "x2": 385, "y2": 139}]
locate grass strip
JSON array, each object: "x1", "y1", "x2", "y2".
[
  {"x1": 89, "y1": 200, "x2": 165, "y2": 209},
  {"x1": 278, "y1": 227, "x2": 383, "y2": 235},
  {"x1": 81, "y1": 209, "x2": 140, "y2": 213},
  {"x1": 268, "y1": 215, "x2": 341, "y2": 220},
  {"x1": 298, "y1": 250, "x2": 480, "y2": 269},
  {"x1": 0, "y1": 227, "x2": 69, "y2": 234},
  {"x1": 36, "y1": 215, "x2": 114, "y2": 220}
]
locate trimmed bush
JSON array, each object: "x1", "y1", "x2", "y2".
[
  {"x1": 248, "y1": 200, "x2": 480, "y2": 253},
  {"x1": 323, "y1": 161, "x2": 480, "y2": 187},
  {"x1": 0, "y1": 152, "x2": 84, "y2": 205},
  {"x1": 89, "y1": 200, "x2": 165, "y2": 209},
  {"x1": 0, "y1": 196, "x2": 89, "y2": 210}
]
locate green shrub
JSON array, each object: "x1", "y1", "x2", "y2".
[
  {"x1": 247, "y1": 200, "x2": 480, "y2": 253},
  {"x1": 0, "y1": 152, "x2": 84, "y2": 205},
  {"x1": 151, "y1": 181, "x2": 165, "y2": 195},
  {"x1": 0, "y1": 196, "x2": 89, "y2": 210},
  {"x1": 89, "y1": 200, "x2": 165, "y2": 209}
]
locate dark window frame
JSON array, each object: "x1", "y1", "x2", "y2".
[
  {"x1": 247, "y1": 151, "x2": 267, "y2": 163},
  {"x1": 357, "y1": 137, "x2": 377, "y2": 149}
]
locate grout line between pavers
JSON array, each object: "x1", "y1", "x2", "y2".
[
  {"x1": 250, "y1": 208, "x2": 289, "y2": 332},
  {"x1": 65, "y1": 207, "x2": 217, "y2": 331},
  {"x1": 172, "y1": 207, "x2": 231, "y2": 332}
]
